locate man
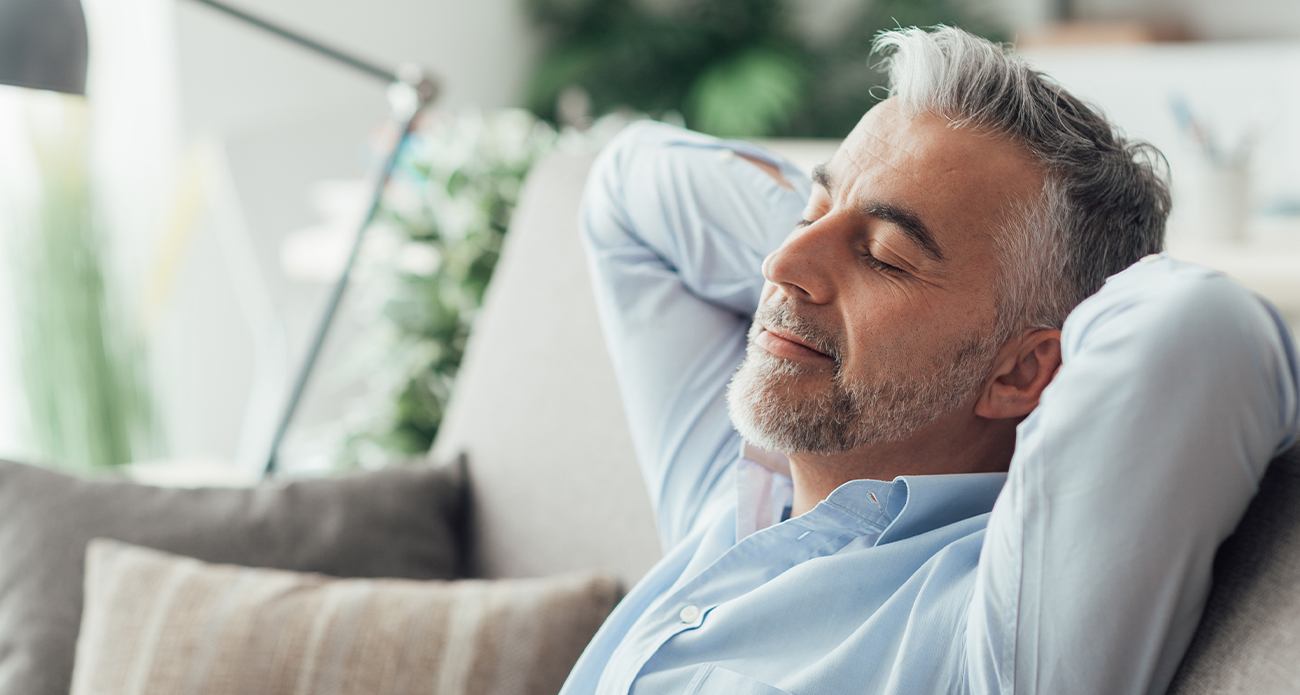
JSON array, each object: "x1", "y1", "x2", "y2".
[{"x1": 560, "y1": 26, "x2": 1299, "y2": 695}]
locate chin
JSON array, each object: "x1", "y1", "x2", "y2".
[
  {"x1": 725, "y1": 350, "x2": 857, "y2": 454},
  {"x1": 725, "y1": 343, "x2": 975, "y2": 454}
]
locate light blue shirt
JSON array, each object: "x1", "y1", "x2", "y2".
[{"x1": 559, "y1": 121, "x2": 1300, "y2": 695}]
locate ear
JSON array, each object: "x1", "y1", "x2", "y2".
[{"x1": 975, "y1": 328, "x2": 1062, "y2": 421}]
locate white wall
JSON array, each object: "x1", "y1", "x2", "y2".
[{"x1": 176, "y1": 0, "x2": 536, "y2": 134}]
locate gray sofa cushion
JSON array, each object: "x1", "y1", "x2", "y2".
[
  {"x1": 1167, "y1": 446, "x2": 1300, "y2": 694},
  {"x1": 0, "y1": 457, "x2": 467, "y2": 695}
]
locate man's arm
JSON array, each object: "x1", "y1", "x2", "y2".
[
  {"x1": 966, "y1": 256, "x2": 1300, "y2": 694},
  {"x1": 580, "y1": 121, "x2": 810, "y2": 550}
]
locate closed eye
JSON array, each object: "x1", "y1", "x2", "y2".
[
  {"x1": 861, "y1": 249, "x2": 903, "y2": 274},
  {"x1": 797, "y1": 219, "x2": 905, "y2": 275}
]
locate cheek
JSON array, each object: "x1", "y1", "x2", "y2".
[{"x1": 837, "y1": 288, "x2": 950, "y2": 375}]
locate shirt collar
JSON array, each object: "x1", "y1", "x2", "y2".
[
  {"x1": 874, "y1": 472, "x2": 1008, "y2": 545},
  {"x1": 737, "y1": 442, "x2": 1008, "y2": 543}
]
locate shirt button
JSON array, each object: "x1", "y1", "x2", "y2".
[{"x1": 678, "y1": 604, "x2": 702, "y2": 624}]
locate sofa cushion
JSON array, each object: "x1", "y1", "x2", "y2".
[
  {"x1": 1167, "y1": 446, "x2": 1300, "y2": 694},
  {"x1": 0, "y1": 457, "x2": 467, "y2": 695},
  {"x1": 71, "y1": 539, "x2": 621, "y2": 695}
]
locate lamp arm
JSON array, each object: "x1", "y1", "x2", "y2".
[
  {"x1": 181, "y1": 0, "x2": 440, "y2": 475},
  {"x1": 185, "y1": 0, "x2": 401, "y2": 86},
  {"x1": 262, "y1": 83, "x2": 436, "y2": 476}
]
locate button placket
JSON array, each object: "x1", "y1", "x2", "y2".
[
  {"x1": 627, "y1": 519, "x2": 865, "y2": 693},
  {"x1": 655, "y1": 522, "x2": 847, "y2": 642}
]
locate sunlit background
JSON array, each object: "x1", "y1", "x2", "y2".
[{"x1": 1, "y1": 0, "x2": 1297, "y2": 479}]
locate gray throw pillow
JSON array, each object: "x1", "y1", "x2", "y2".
[{"x1": 0, "y1": 457, "x2": 468, "y2": 695}]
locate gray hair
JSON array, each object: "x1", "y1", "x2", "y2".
[{"x1": 872, "y1": 26, "x2": 1171, "y2": 337}]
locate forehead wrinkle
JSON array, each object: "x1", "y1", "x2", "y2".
[{"x1": 824, "y1": 124, "x2": 935, "y2": 207}]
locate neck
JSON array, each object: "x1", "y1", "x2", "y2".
[{"x1": 785, "y1": 413, "x2": 1016, "y2": 517}]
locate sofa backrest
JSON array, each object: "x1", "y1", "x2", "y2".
[
  {"x1": 1167, "y1": 445, "x2": 1300, "y2": 694},
  {"x1": 429, "y1": 147, "x2": 658, "y2": 586}
]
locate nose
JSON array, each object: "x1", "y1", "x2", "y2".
[{"x1": 762, "y1": 219, "x2": 837, "y2": 304}]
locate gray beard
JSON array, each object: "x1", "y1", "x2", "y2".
[{"x1": 725, "y1": 316, "x2": 997, "y2": 455}]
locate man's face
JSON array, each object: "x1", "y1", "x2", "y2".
[{"x1": 727, "y1": 98, "x2": 1045, "y2": 454}]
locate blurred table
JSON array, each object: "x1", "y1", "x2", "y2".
[{"x1": 1168, "y1": 218, "x2": 1300, "y2": 323}]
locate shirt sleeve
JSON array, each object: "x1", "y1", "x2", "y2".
[
  {"x1": 579, "y1": 121, "x2": 810, "y2": 550},
  {"x1": 965, "y1": 256, "x2": 1300, "y2": 695}
]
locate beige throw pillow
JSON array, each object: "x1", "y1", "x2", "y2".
[{"x1": 71, "y1": 539, "x2": 622, "y2": 695}]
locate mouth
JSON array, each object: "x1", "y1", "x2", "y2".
[{"x1": 756, "y1": 325, "x2": 834, "y2": 363}]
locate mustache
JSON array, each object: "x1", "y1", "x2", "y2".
[{"x1": 752, "y1": 301, "x2": 843, "y2": 363}]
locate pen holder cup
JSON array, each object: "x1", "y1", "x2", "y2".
[{"x1": 1184, "y1": 157, "x2": 1252, "y2": 244}]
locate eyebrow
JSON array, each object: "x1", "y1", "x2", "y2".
[{"x1": 811, "y1": 163, "x2": 946, "y2": 262}]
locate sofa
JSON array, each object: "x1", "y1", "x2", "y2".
[{"x1": 431, "y1": 140, "x2": 1300, "y2": 693}]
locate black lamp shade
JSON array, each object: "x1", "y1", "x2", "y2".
[{"x1": 0, "y1": 0, "x2": 88, "y2": 95}]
